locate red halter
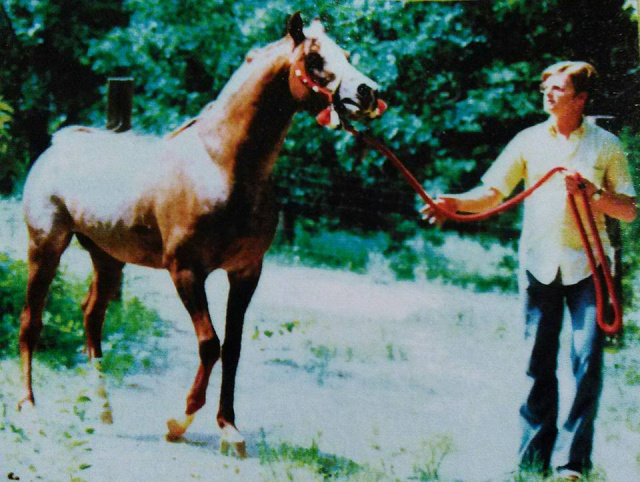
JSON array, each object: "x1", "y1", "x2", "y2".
[{"x1": 292, "y1": 58, "x2": 387, "y2": 128}]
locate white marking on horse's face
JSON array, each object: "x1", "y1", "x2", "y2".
[{"x1": 302, "y1": 20, "x2": 381, "y2": 118}]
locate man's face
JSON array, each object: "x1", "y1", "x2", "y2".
[{"x1": 540, "y1": 73, "x2": 586, "y2": 117}]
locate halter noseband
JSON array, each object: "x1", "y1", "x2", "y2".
[
  {"x1": 292, "y1": 56, "x2": 343, "y2": 128},
  {"x1": 292, "y1": 47, "x2": 387, "y2": 129}
]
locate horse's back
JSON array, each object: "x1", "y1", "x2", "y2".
[
  {"x1": 25, "y1": 127, "x2": 163, "y2": 216},
  {"x1": 22, "y1": 128, "x2": 169, "y2": 256},
  {"x1": 22, "y1": 125, "x2": 234, "y2": 267}
]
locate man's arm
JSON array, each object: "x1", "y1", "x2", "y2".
[
  {"x1": 420, "y1": 185, "x2": 503, "y2": 226},
  {"x1": 421, "y1": 131, "x2": 525, "y2": 226},
  {"x1": 565, "y1": 174, "x2": 637, "y2": 223},
  {"x1": 592, "y1": 191, "x2": 637, "y2": 222}
]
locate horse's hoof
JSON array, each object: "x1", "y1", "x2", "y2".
[
  {"x1": 17, "y1": 397, "x2": 35, "y2": 413},
  {"x1": 166, "y1": 414, "x2": 194, "y2": 440},
  {"x1": 165, "y1": 433, "x2": 182, "y2": 442},
  {"x1": 220, "y1": 425, "x2": 247, "y2": 458},
  {"x1": 220, "y1": 440, "x2": 247, "y2": 459},
  {"x1": 166, "y1": 418, "x2": 187, "y2": 439}
]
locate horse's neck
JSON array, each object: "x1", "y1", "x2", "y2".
[{"x1": 198, "y1": 38, "x2": 298, "y2": 184}]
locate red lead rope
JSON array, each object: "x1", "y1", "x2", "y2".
[{"x1": 344, "y1": 124, "x2": 622, "y2": 334}]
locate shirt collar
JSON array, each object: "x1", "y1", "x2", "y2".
[{"x1": 546, "y1": 116, "x2": 587, "y2": 139}]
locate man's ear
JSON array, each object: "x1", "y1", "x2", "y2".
[
  {"x1": 287, "y1": 12, "x2": 305, "y2": 46},
  {"x1": 575, "y1": 91, "x2": 588, "y2": 106}
]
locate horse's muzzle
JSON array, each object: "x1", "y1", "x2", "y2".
[{"x1": 338, "y1": 88, "x2": 386, "y2": 119}]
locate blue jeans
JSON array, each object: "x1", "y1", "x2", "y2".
[{"x1": 518, "y1": 270, "x2": 604, "y2": 473}]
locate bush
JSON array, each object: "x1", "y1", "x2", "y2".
[
  {"x1": 270, "y1": 219, "x2": 519, "y2": 292},
  {"x1": 271, "y1": 223, "x2": 391, "y2": 274},
  {"x1": 0, "y1": 252, "x2": 166, "y2": 374},
  {"x1": 619, "y1": 128, "x2": 640, "y2": 311}
]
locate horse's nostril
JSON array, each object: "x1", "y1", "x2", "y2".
[{"x1": 357, "y1": 84, "x2": 374, "y2": 106}]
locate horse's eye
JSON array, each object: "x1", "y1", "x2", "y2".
[{"x1": 305, "y1": 52, "x2": 325, "y2": 72}]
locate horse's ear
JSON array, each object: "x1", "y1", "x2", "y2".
[{"x1": 287, "y1": 11, "x2": 306, "y2": 46}]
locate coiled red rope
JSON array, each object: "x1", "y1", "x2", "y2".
[{"x1": 344, "y1": 124, "x2": 622, "y2": 334}]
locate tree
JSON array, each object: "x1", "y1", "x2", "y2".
[
  {"x1": 1, "y1": 0, "x2": 637, "y2": 224},
  {"x1": 0, "y1": 0, "x2": 128, "y2": 193}
]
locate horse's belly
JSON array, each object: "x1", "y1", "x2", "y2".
[
  {"x1": 108, "y1": 235, "x2": 163, "y2": 268},
  {"x1": 76, "y1": 219, "x2": 164, "y2": 268},
  {"x1": 218, "y1": 236, "x2": 274, "y2": 274}
]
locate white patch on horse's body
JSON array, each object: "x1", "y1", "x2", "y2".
[{"x1": 23, "y1": 126, "x2": 230, "y2": 266}]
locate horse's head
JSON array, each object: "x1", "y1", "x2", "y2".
[{"x1": 287, "y1": 12, "x2": 386, "y2": 128}]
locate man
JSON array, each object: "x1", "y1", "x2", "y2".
[{"x1": 422, "y1": 61, "x2": 637, "y2": 479}]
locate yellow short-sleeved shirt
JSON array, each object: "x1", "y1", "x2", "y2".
[{"x1": 481, "y1": 118, "x2": 636, "y2": 285}]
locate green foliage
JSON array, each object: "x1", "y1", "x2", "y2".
[
  {"x1": 0, "y1": 99, "x2": 12, "y2": 135},
  {"x1": 0, "y1": 253, "x2": 29, "y2": 356},
  {"x1": 0, "y1": 253, "x2": 166, "y2": 374},
  {"x1": 99, "y1": 296, "x2": 166, "y2": 377},
  {"x1": 619, "y1": 128, "x2": 640, "y2": 310},
  {"x1": 0, "y1": 98, "x2": 22, "y2": 194},
  {"x1": 1, "y1": 0, "x2": 129, "y2": 192},
  {"x1": 305, "y1": 343, "x2": 338, "y2": 387},
  {"x1": 86, "y1": 0, "x2": 242, "y2": 131},
  {"x1": 258, "y1": 430, "x2": 362, "y2": 480},
  {"x1": 270, "y1": 221, "x2": 518, "y2": 292},
  {"x1": 410, "y1": 434, "x2": 455, "y2": 481},
  {"x1": 272, "y1": 224, "x2": 391, "y2": 273},
  {"x1": 252, "y1": 320, "x2": 301, "y2": 341},
  {"x1": 3, "y1": 1, "x2": 637, "y2": 193}
]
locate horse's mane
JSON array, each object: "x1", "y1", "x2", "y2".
[
  {"x1": 166, "y1": 37, "x2": 294, "y2": 139},
  {"x1": 214, "y1": 37, "x2": 292, "y2": 107}
]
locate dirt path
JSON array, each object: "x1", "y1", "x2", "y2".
[{"x1": 1, "y1": 199, "x2": 639, "y2": 481}]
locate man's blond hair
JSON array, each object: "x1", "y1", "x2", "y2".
[{"x1": 541, "y1": 61, "x2": 598, "y2": 95}]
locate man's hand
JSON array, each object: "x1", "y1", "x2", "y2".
[
  {"x1": 420, "y1": 197, "x2": 458, "y2": 227},
  {"x1": 564, "y1": 170, "x2": 637, "y2": 222},
  {"x1": 564, "y1": 171, "x2": 598, "y2": 198}
]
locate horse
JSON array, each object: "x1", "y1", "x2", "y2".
[{"x1": 18, "y1": 12, "x2": 384, "y2": 457}]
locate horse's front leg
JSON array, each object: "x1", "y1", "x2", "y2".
[
  {"x1": 217, "y1": 264, "x2": 262, "y2": 458},
  {"x1": 166, "y1": 261, "x2": 220, "y2": 440}
]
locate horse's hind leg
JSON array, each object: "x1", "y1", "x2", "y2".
[
  {"x1": 166, "y1": 259, "x2": 220, "y2": 440},
  {"x1": 77, "y1": 233, "x2": 124, "y2": 424},
  {"x1": 77, "y1": 234, "x2": 124, "y2": 360},
  {"x1": 217, "y1": 264, "x2": 262, "y2": 458},
  {"x1": 18, "y1": 230, "x2": 72, "y2": 411}
]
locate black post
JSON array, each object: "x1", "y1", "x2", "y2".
[
  {"x1": 106, "y1": 77, "x2": 133, "y2": 302},
  {"x1": 106, "y1": 77, "x2": 133, "y2": 132}
]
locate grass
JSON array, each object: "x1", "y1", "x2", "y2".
[
  {"x1": 258, "y1": 430, "x2": 363, "y2": 480},
  {"x1": 258, "y1": 430, "x2": 461, "y2": 481},
  {"x1": 252, "y1": 319, "x2": 302, "y2": 341},
  {"x1": 0, "y1": 252, "x2": 167, "y2": 377},
  {"x1": 271, "y1": 227, "x2": 389, "y2": 274},
  {"x1": 409, "y1": 434, "x2": 455, "y2": 481},
  {"x1": 305, "y1": 343, "x2": 338, "y2": 386}
]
